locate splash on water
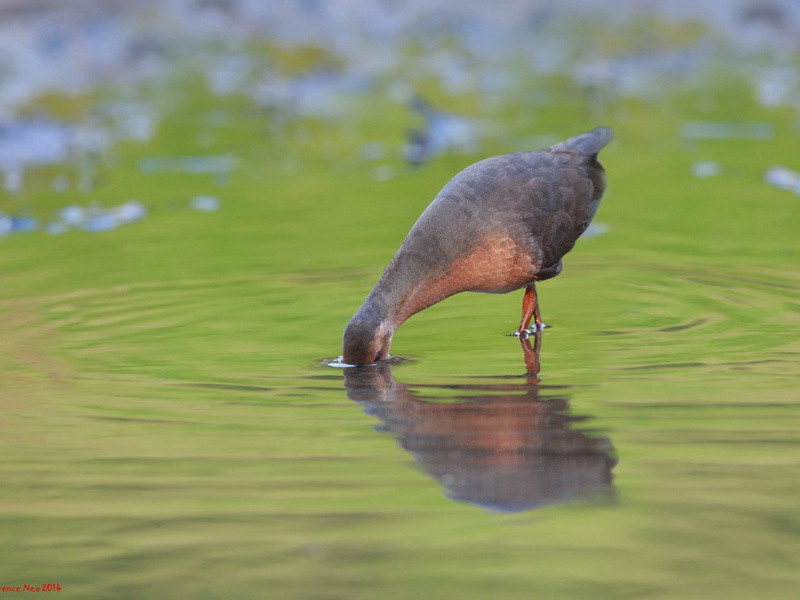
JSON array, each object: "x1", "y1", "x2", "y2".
[{"x1": 320, "y1": 355, "x2": 413, "y2": 368}]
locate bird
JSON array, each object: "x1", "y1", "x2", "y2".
[{"x1": 342, "y1": 127, "x2": 613, "y2": 365}]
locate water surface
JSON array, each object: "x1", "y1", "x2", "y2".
[
  {"x1": 2, "y1": 252, "x2": 798, "y2": 598},
  {"x1": 1, "y1": 7, "x2": 800, "y2": 597}
]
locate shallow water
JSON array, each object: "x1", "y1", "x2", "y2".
[
  {"x1": 2, "y1": 222, "x2": 799, "y2": 598},
  {"x1": 2, "y1": 11, "x2": 800, "y2": 598}
]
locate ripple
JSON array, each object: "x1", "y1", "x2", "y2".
[
  {"x1": 575, "y1": 262, "x2": 800, "y2": 379},
  {"x1": 656, "y1": 318, "x2": 708, "y2": 333},
  {"x1": 176, "y1": 382, "x2": 273, "y2": 392},
  {"x1": 319, "y1": 355, "x2": 414, "y2": 368}
]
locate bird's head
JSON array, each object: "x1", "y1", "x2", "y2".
[{"x1": 342, "y1": 307, "x2": 395, "y2": 365}]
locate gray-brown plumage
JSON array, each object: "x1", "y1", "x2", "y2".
[{"x1": 343, "y1": 127, "x2": 613, "y2": 365}]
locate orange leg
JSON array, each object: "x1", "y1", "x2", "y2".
[{"x1": 517, "y1": 283, "x2": 542, "y2": 337}]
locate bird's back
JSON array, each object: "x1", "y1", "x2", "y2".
[{"x1": 407, "y1": 128, "x2": 610, "y2": 273}]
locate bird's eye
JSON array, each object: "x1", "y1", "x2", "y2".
[{"x1": 373, "y1": 352, "x2": 382, "y2": 362}]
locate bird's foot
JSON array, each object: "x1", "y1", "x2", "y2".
[
  {"x1": 510, "y1": 323, "x2": 547, "y2": 338},
  {"x1": 523, "y1": 322, "x2": 547, "y2": 335}
]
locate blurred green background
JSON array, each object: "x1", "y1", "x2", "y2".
[{"x1": 1, "y1": 1, "x2": 799, "y2": 598}]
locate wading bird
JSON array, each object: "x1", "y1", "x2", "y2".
[{"x1": 343, "y1": 127, "x2": 612, "y2": 365}]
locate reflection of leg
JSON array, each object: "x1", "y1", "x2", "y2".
[{"x1": 520, "y1": 327, "x2": 542, "y2": 376}]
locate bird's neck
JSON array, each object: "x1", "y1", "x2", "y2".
[{"x1": 363, "y1": 251, "x2": 453, "y2": 328}]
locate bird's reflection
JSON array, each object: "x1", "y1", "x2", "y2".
[{"x1": 343, "y1": 332, "x2": 617, "y2": 512}]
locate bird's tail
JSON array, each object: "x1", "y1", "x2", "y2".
[{"x1": 550, "y1": 127, "x2": 613, "y2": 157}]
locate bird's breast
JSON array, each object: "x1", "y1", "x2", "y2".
[
  {"x1": 451, "y1": 232, "x2": 539, "y2": 293},
  {"x1": 392, "y1": 232, "x2": 538, "y2": 325}
]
